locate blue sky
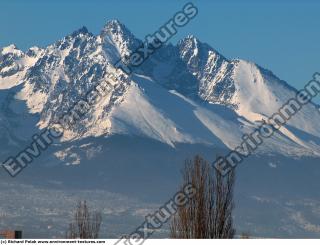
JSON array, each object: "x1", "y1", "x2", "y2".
[{"x1": 1, "y1": 0, "x2": 320, "y2": 97}]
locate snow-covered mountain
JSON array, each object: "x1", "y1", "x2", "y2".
[
  {"x1": 1, "y1": 19, "x2": 320, "y2": 158},
  {"x1": 1, "y1": 20, "x2": 320, "y2": 239}
]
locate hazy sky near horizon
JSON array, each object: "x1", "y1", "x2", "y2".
[{"x1": 1, "y1": 0, "x2": 320, "y2": 96}]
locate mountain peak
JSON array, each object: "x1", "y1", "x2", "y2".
[
  {"x1": 178, "y1": 35, "x2": 223, "y2": 57},
  {"x1": 1, "y1": 44, "x2": 23, "y2": 56},
  {"x1": 70, "y1": 26, "x2": 90, "y2": 37},
  {"x1": 183, "y1": 34, "x2": 199, "y2": 42},
  {"x1": 100, "y1": 19, "x2": 141, "y2": 59},
  {"x1": 179, "y1": 35, "x2": 201, "y2": 47},
  {"x1": 100, "y1": 19, "x2": 138, "y2": 45},
  {"x1": 101, "y1": 19, "x2": 131, "y2": 36},
  {"x1": 26, "y1": 46, "x2": 43, "y2": 57}
]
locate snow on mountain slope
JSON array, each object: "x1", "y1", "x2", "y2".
[
  {"x1": 111, "y1": 74, "x2": 221, "y2": 147},
  {"x1": 109, "y1": 74, "x2": 320, "y2": 157},
  {"x1": 0, "y1": 45, "x2": 43, "y2": 89},
  {"x1": 231, "y1": 60, "x2": 320, "y2": 138},
  {"x1": 0, "y1": 20, "x2": 320, "y2": 158}
]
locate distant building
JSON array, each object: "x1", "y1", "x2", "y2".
[{"x1": 0, "y1": 230, "x2": 22, "y2": 239}]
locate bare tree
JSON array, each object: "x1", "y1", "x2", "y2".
[
  {"x1": 66, "y1": 201, "x2": 102, "y2": 239},
  {"x1": 170, "y1": 155, "x2": 235, "y2": 238}
]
